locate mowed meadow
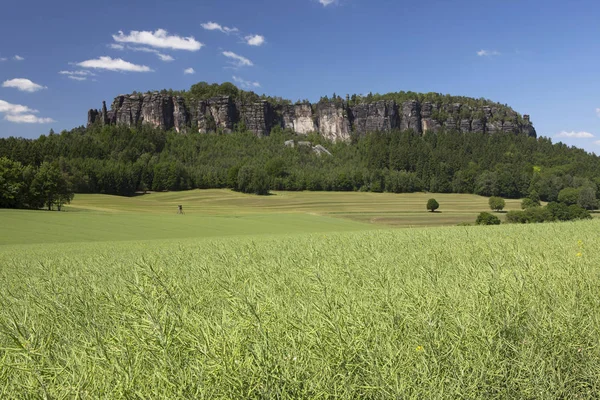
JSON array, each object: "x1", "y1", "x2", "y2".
[
  {"x1": 1, "y1": 190, "x2": 524, "y2": 245},
  {"x1": 1, "y1": 190, "x2": 600, "y2": 398}
]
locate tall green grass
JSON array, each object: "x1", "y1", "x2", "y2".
[{"x1": 1, "y1": 221, "x2": 600, "y2": 398}]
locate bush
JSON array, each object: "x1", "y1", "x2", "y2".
[
  {"x1": 558, "y1": 188, "x2": 580, "y2": 206},
  {"x1": 488, "y1": 196, "x2": 505, "y2": 212},
  {"x1": 507, "y1": 202, "x2": 591, "y2": 224},
  {"x1": 521, "y1": 198, "x2": 540, "y2": 209},
  {"x1": 426, "y1": 198, "x2": 439, "y2": 212},
  {"x1": 476, "y1": 212, "x2": 501, "y2": 225}
]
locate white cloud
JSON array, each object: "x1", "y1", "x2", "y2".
[
  {"x1": 59, "y1": 70, "x2": 95, "y2": 76},
  {"x1": 60, "y1": 70, "x2": 95, "y2": 81},
  {"x1": 184, "y1": 67, "x2": 195, "y2": 75},
  {"x1": 0, "y1": 99, "x2": 37, "y2": 114},
  {"x1": 222, "y1": 51, "x2": 253, "y2": 67},
  {"x1": 555, "y1": 131, "x2": 595, "y2": 138},
  {"x1": 2, "y1": 78, "x2": 47, "y2": 92},
  {"x1": 596, "y1": 108, "x2": 600, "y2": 117},
  {"x1": 319, "y1": 0, "x2": 337, "y2": 5},
  {"x1": 0, "y1": 57, "x2": 6, "y2": 61},
  {"x1": 109, "y1": 43, "x2": 125, "y2": 50},
  {"x1": 477, "y1": 49, "x2": 501, "y2": 57},
  {"x1": 128, "y1": 46, "x2": 174, "y2": 61},
  {"x1": 112, "y1": 29, "x2": 203, "y2": 51},
  {"x1": 595, "y1": 140, "x2": 600, "y2": 145},
  {"x1": 13, "y1": 55, "x2": 24, "y2": 61},
  {"x1": 245, "y1": 34, "x2": 265, "y2": 46},
  {"x1": 201, "y1": 21, "x2": 239, "y2": 34},
  {"x1": 4, "y1": 114, "x2": 55, "y2": 124},
  {"x1": 0, "y1": 99, "x2": 54, "y2": 124},
  {"x1": 77, "y1": 56, "x2": 152, "y2": 72},
  {"x1": 232, "y1": 75, "x2": 260, "y2": 89}
]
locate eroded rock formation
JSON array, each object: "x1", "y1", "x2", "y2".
[{"x1": 88, "y1": 92, "x2": 537, "y2": 141}]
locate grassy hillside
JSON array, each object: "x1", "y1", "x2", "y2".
[
  {"x1": 1, "y1": 221, "x2": 599, "y2": 398},
  {"x1": 0, "y1": 190, "x2": 524, "y2": 245}
]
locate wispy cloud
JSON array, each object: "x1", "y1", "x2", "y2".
[
  {"x1": 108, "y1": 43, "x2": 174, "y2": 61},
  {"x1": 477, "y1": 49, "x2": 501, "y2": 57},
  {"x1": 77, "y1": 56, "x2": 152, "y2": 72},
  {"x1": 319, "y1": 0, "x2": 337, "y2": 6},
  {"x1": 5, "y1": 114, "x2": 55, "y2": 123},
  {"x1": 112, "y1": 29, "x2": 203, "y2": 51},
  {"x1": 0, "y1": 57, "x2": 6, "y2": 62},
  {"x1": 245, "y1": 34, "x2": 265, "y2": 46},
  {"x1": 128, "y1": 46, "x2": 174, "y2": 61},
  {"x1": 596, "y1": 108, "x2": 600, "y2": 117},
  {"x1": 60, "y1": 70, "x2": 95, "y2": 81},
  {"x1": 59, "y1": 70, "x2": 95, "y2": 76},
  {"x1": 232, "y1": 75, "x2": 260, "y2": 89},
  {"x1": 184, "y1": 67, "x2": 195, "y2": 75},
  {"x1": 2, "y1": 78, "x2": 47, "y2": 92},
  {"x1": 0, "y1": 99, "x2": 55, "y2": 124},
  {"x1": 201, "y1": 21, "x2": 239, "y2": 34},
  {"x1": 222, "y1": 51, "x2": 253, "y2": 67},
  {"x1": 555, "y1": 131, "x2": 595, "y2": 138},
  {"x1": 13, "y1": 55, "x2": 24, "y2": 61}
]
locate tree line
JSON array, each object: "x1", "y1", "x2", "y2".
[{"x1": 1, "y1": 122, "x2": 600, "y2": 210}]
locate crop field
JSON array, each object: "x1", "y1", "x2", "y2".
[{"x1": 1, "y1": 191, "x2": 600, "y2": 398}]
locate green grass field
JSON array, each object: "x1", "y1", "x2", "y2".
[
  {"x1": 2, "y1": 190, "x2": 600, "y2": 398},
  {"x1": 1, "y1": 190, "x2": 524, "y2": 245}
]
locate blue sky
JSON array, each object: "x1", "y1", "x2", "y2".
[{"x1": 1, "y1": 0, "x2": 599, "y2": 152}]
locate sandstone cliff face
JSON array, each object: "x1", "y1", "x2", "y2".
[
  {"x1": 350, "y1": 101, "x2": 399, "y2": 134},
  {"x1": 88, "y1": 92, "x2": 537, "y2": 141},
  {"x1": 281, "y1": 103, "x2": 316, "y2": 134},
  {"x1": 315, "y1": 102, "x2": 352, "y2": 142}
]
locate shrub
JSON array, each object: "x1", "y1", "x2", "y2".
[
  {"x1": 558, "y1": 188, "x2": 580, "y2": 206},
  {"x1": 426, "y1": 198, "x2": 439, "y2": 212},
  {"x1": 476, "y1": 212, "x2": 501, "y2": 225},
  {"x1": 506, "y1": 210, "x2": 528, "y2": 224},
  {"x1": 521, "y1": 198, "x2": 540, "y2": 209},
  {"x1": 488, "y1": 196, "x2": 505, "y2": 212}
]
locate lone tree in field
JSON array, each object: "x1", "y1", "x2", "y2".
[
  {"x1": 426, "y1": 198, "x2": 439, "y2": 212},
  {"x1": 488, "y1": 196, "x2": 505, "y2": 212}
]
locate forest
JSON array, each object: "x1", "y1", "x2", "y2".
[{"x1": 1, "y1": 119, "x2": 600, "y2": 210}]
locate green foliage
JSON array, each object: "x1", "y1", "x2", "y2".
[
  {"x1": 507, "y1": 202, "x2": 591, "y2": 224},
  {"x1": 488, "y1": 196, "x2": 505, "y2": 212},
  {"x1": 2, "y1": 121, "x2": 600, "y2": 207},
  {"x1": 0, "y1": 157, "x2": 73, "y2": 210},
  {"x1": 521, "y1": 198, "x2": 540, "y2": 210},
  {"x1": 577, "y1": 186, "x2": 598, "y2": 210},
  {"x1": 476, "y1": 212, "x2": 501, "y2": 225},
  {"x1": 558, "y1": 187, "x2": 580, "y2": 205},
  {"x1": 427, "y1": 198, "x2": 439, "y2": 212}
]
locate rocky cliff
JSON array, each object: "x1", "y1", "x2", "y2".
[{"x1": 88, "y1": 92, "x2": 537, "y2": 140}]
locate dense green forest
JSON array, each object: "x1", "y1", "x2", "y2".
[{"x1": 1, "y1": 120, "x2": 600, "y2": 210}]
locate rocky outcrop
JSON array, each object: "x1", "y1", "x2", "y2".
[
  {"x1": 281, "y1": 103, "x2": 316, "y2": 134},
  {"x1": 238, "y1": 100, "x2": 273, "y2": 137},
  {"x1": 315, "y1": 102, "x2": 352, "y2": 142},
  {"x1": 400, "y1": 101, "x2": 422, "y2": 133},
  {"x1": 350, "y1": 101, "x2": 399, "y2": 134},
  {"x1": 88, "y1": 91, "x2": 537, "y2": 140},
  {"x1": 284, "y1": 140, "x2": 332, "y2": 156}
]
